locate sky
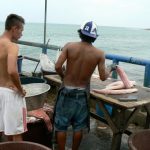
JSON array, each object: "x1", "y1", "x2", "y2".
[{"x1": 0, "y1": 0, "x2": 150, "y2": 28}]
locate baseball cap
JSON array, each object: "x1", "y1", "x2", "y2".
[{"x1": 80, "y1": 21, "x2": 98, "y2": 39}]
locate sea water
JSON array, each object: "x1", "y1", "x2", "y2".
[{"x1": 0, "y1": 22, "x2": 150, "y2": 85}]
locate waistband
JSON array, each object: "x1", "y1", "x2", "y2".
[
  {"x1": 0, "y1": 87, "x2": 16, "y2": 93},
  {"x1": 65, "y1": 86, "x2": 86, "y2": 90},
  {"x1": 60, "y1": 87, "x2": 87, "y2": 97}
]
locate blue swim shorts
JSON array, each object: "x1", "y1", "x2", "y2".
[{"x1": 54, "y1": 87, "x2": 88, "y2": 132}]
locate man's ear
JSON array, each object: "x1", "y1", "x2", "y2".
[{"x1": 11, "y1": 26, "x2": 17, "y2": 32}]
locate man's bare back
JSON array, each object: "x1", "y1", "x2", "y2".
[
  {"x1": 0, "y1": 38, "x2": 17, "y2": 89},
  {"x1": 55, "y1": 41, "x2": 109, "y2": 88}
]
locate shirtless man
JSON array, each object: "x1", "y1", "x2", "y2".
[
  {"x1": 0, "y1": 14, "x2": 27, "y2": 141},
  {"x1": 54, "y1": 21, "x2": 113, "y2": 150}
]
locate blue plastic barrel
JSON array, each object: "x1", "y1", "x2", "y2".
[
  {"x1": 96, "y1": 104, "x2": 113, "y2": 118},
  {"x1": 17, "y1": 55, "x2": 23, "y2": 74}
]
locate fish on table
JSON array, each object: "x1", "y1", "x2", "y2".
[{"x1": 92, "y1": 66, "x2": 138, "y2": 95}]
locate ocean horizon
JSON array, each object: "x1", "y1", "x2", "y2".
[{"x1": 0, "y1": 22, "x2": 150, "y2": 85}]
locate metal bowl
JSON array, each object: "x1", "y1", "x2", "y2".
[{"x1": 23, "y1": 83, "x2": 50, "y2": 111}]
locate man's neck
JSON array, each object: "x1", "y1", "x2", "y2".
[
  {"x1": 2, "y1": 31, "x2": 12, "y2": 41},
  {"x1": 81, "y1": 40, "x2": 92, "y2": 45}
]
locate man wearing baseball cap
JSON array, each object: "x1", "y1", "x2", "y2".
[{"x1": 54, "y1": 21, "x2": 113, "y2": 150}]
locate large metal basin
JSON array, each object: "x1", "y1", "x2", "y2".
[
  {"x1": 23, "y1": 83, "x2": 50, "y2": 111},
  {"x1": 0, "y1": 141, "x2": 51, "y2": 150}
]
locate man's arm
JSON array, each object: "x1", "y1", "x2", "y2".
[
  {"x1": 98, "y1": 52, "x2": 111, "y2": 81},
  {"x1": 55, "y1": 44, "x2": 68, "y2": 79},
  {"x1": 7, "y1": 43, "x2": 25, "y2": 96}
]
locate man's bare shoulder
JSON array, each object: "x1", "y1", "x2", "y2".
[
  {"x1": 0, "y1": 37, "x2": 9, "y2": 45},
  {"x1": 0, "y1": 38, "x2": 18, "y2": 56},
  {"x1": 63, "y1": 42, "x2": 79, "y2": 47},
  {"x1": 0, "y1": 37, "x2": 17, "y2": 47},
  {"x1": 9, "y1": 41, "x2": 18, "y2": 49},
  {"x1": 62, "y1": 42, "x2": 80, "y2": 51},
  {"x1": 0, "y1": 38, "x2": 10, "y2": 50},
  {"x1": 92, "y1": 47, "x2": 105, "y2": 56}
]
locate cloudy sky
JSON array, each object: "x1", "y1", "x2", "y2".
[{"x1": 0, "y1": 0, "x2": 150, "y2": 28}]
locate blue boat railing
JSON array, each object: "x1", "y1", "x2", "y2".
[{"x1": 17, "y1": 40, "x2": 150, "y2": 88}]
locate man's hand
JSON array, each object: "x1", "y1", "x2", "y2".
[
  {"x1": 20, "y1": 88, "x2": 26, "y2": 97},
  {"x1": 9, "y1": 86, "x2": 26, "y2": 97},
  {"x1": 108, "y1": 64, "x2": 117, "y2": 72}
]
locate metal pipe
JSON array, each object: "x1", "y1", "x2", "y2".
[
  {"x1": 23, "y1": 56, "x2": 39, "y2": 62},
  {"x1": 106, "y1": 54, "x2": 150, "y2": 66},
  {"x1": 112, "y1": 60, "x2": 119, "y2": 79},
  {"x1": 144, "y1": 65, "x2": 150, "y2": 87},
  {"x1": 43, "y1": 0, "x2": 48, "y2": 54},
  {"x1": 17, "y1": 40, "x2": 61, "y2": 50},
  {"x1": 44, "y1": 0, "x2": 47, "y2": 45}
]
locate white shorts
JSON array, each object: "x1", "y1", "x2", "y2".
[{"x1": 0, "y1": 87, "x2": 27, "y2": 135}]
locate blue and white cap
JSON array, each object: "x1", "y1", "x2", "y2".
[{"x1": 80, "y1": 21, "x2": 98, "y2": 39}]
